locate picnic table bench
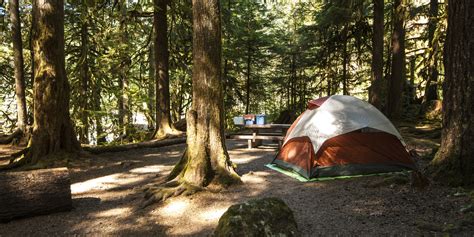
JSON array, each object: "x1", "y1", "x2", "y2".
[{"x1": 230, "y1": 124, "x2": 291, "y2": 149}]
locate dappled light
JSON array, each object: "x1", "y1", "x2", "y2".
[
  {"x1": 71, "y1": 173, "x2": 144, "y2": 195},
  {"x1": 159, "y1": 200, "x2": 189, "y2": 217},
  {"x1": 0, "y1": 0, "x2": 472, "y2": 234},
  {"x1": 94, "y1": 207, "x2": 132, "y2": 218},
  {"x1": 129, "y1": 165, "x2": 166, "y2": 174},
  {"x1": 199, "y1": 207, "x2": 228, "y2": 222},
  {"x1": 313, "y1": 111, "x2": 338, "y2": 135}
]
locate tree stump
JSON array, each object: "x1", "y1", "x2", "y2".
[{"x1": 0, "y1": 167, "x2": 72, "y2": 222}]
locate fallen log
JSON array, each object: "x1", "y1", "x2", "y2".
[
  {"x1": 0, "y1": 167, "x2": 72, "y2": 222},
  {"x1": 83, "y1": 137, "x2": 187, "y2": 154},
  {"x1": 0, "y1": 129, "x2": 23, "y2": 145}
]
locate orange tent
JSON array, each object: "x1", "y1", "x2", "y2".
[{"x1": 271, "y1": 95, "x2": 415, "y2": 179}]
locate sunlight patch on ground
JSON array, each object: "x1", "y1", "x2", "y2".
[
  {"x1": 71, "y1": 173, "x2": 144, "y2": 194},
  {"x1": 199, "y1": 207, "x2": 228, "y2": 221},
  {"x1": 95, "y1": 207, "x2": 132, "y2": 218},
  {"x1": 149, "y1": 197, "x2": 235, "y2": 235},
  {"x1": 143, "y1": 151, "x2": 181, "y2": 157},
  {"x1": 129, "y1": 165, "x2": 166, "y2": 174},
  {"x1": 231, "y1": 157, "x2": 260, "y2": 164},
  {"x1": 159, "y1": 200, "x2": 189, "y2": 217}
]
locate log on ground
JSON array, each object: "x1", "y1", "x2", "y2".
[
  {"x1": 0, "y1": 129, "x2": 23, "y2": 144},
  {"x1": 0, "y1": 167, "x2": 72, "y2": 222},
  {"x1": 83, "y1": 137, "x2": 186, "y2": 154}
]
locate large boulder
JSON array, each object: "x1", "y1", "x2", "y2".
[{"x1": 214, "y1": 197, "x2": 299, "y2": 237}]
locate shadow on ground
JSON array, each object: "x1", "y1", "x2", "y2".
[{"x1": 0, "y1": 137, "x2": 472, "y2": 236}]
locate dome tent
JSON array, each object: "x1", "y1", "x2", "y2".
[{"x1": 270, "y1": 95, "x2": 415, "y2": 180}]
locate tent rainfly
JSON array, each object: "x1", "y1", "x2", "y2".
[{"x1": 271, "y1": 95, "x2": 415, "y2": 180}]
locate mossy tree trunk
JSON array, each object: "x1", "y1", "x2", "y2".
[
  {"x1": 153, "y1": 0, "x2": 175, "y2": 138},
  {"x1": 430, "y1": 0, "x2": 473, "y2": 186},
  {"x1": 369, "y1": 0, "x2": 384, "y2": 110},
  {"x1": 27, "y1": 0, "x2": 80, "y2": 164},
  {"x1": 387, "y1": 0, "x2": 406, "y2": 119},
  {"x1": 143, "y1": 0, "x2": 240, "y2": 205},
  {"x1": 173, "y1": 0, "x2": 240, "y2": 187},
  {"x1": 10, "y1": 0, "x2": 28, "y2": 134}
]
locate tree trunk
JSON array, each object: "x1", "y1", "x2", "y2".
[
  {"x1": 369, "y1": 0, "x2": 384, "y2": 109},
  {"x1": 342, "y1": 26, "x2": 349, "y2": 95},
  {"x1": 79, "y1": 5, "x2": 89, "y2": 144},
  {"x1": 245, "y1": 42, "x2": 251, "y2": 115},
  {"x1": 387, "y1": 0, "x2": 406, "y2": 119},
  {"x1": 26, "y1": 0, "x2": 80, "y2": 164},
  {"x1": 0, "y1": 168, "x2": 72, "y2": 222},
  {"x1": 9, "y1": 0, "x2": 27, "y2": 132},
  {"x1": 118, "y1": 0, "x2": 131, "y2": 138},
  {"x1": 169, "y1": 0, "x2": 240, "y2": 187},
  {"x1": 423, "y1": 0, "x2": 439, "y2": 102},
  {"x1": 430, "y1": 0, "x2": 474, "y2": 185},
  {"x1": 153, "y1": 0, "x2": 175, "y2": 138},
  {"x1": 147, "y1": 43, "x2": 155, "y2": 131}
]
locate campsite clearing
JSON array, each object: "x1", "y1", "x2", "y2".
[{"x1": 0, "y1": 136, "x2": 473, "y2": 235}]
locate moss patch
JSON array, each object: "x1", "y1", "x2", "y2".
[{"x1": 214, "y1": 197, "x2": 299, "y2": 237}]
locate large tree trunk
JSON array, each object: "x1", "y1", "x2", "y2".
[
  {"x1": 369, "y1": 0, "x2": 384, "y2": 109},
  {"x1": 423, "y1": 0, "x2": 439, "y2": 102},
  {"x1": 142, "y1": 0, "x2": 240, "y2": 206},
  {"x1": 179, "y1": 0, "x2": 240, "y2": 186},
  {"x1": 429, "y1": 0, "x2": 474, "y2": 185},
  {"x1": 9, "y1": 0, "x2": 28, "y2": 133},
  {"x1": 153, "y1": 0, "x2": 175, "y2": 138},
  {"x1": 387, "y1": 0, "x2": 406, "y2": 119},
  {"x1": 26, "y1": 0, "x2": 80, "y2": 164},
  {"x1": 0, "y1": 167, "x2": 72, "y2": 222}
]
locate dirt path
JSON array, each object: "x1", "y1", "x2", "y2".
[{"x1": 0, "y1": 139, "x2": 473, "y2": 236}]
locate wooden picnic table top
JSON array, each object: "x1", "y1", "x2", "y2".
[{"x1": 240, "y1": 124, "x2": 291, "y2": 129}]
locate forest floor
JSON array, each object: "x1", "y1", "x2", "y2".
[{"x1": 1, "y1": 121, "x2": 474, "y2": 236}]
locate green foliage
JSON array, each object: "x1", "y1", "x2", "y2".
[{"x1": 0, "y1": 0, "x2": 447, "y2": 144}]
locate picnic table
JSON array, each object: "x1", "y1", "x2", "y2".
[{"x1": 230, "y1": 124, "x2": 291, "y2": 149}]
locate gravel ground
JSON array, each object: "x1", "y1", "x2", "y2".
[{"x1": 0, "y1": 140, "x2": 473, "y2": 236}]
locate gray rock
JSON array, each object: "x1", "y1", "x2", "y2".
[{"x1": 214, "y1": 197, "x2": 299, "y2": 237}]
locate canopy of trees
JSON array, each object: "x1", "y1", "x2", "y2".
[{"x1": 0, "y1": 0, "x2": 471, "y2": 187}]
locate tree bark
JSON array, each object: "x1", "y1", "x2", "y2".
[
  {"x1": 430, "y1": 0, "x2": 474, "y2": 185},
  {"x1": 170, "y1": 0, "x2": 240, "y2": 187},
  {"x1": 245, "y1": 42, "x2": 251, "y2": 115},
  {"x1": 153, "y1": 0, "x2": 175, "y2": 138},
  {"x1": 79, "y1": 5, "x2": 89, "y2": 144},
  {"x1": 423, "y1": 0, "x2": 439, "y2": 102},
  {"x1": 9, "y1": 0, "x2": 27, "y2": 132},
  {"x1": 118, "y1": 0, "x2": 131, "y2": 138},
  {"x1": 147, "y1": 43, "x2": 155, "y2": 131},
  {"x1": 369, "y1": 0, "x2": 384, "y2": 109},
  {"x1": 27, "y1": 0, "x2": 80, "y2": 164},
  {"x1": 341, "y1": 26, "x2": 349, "y2": 95},
  {"x1": 0, "y1": 168, "x2": 72, "y2": 222},
  {"x1": 387, "y1": 0, "x2": 406, "y2": 119}
]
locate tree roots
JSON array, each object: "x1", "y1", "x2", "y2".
[{"x1": 141, "y1": 180, "x2": 202, "y2": 209}]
